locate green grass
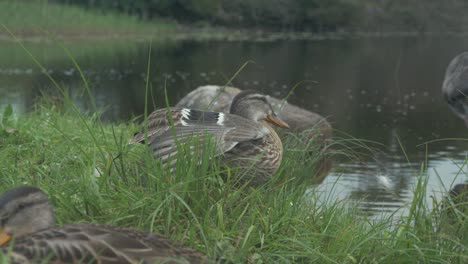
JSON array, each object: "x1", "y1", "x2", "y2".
[
  {"x1": 0, "y1": 96, "x2": 466, "y2": 263},
  {"x1": 0, "y1": 0, "x2": 176, "y2": 36}
]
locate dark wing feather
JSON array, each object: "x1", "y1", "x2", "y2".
[
  {"x1": 2, "y1": 224, "x2": 208, "y2": 264},
  {"x1": 129, "y1": 108, "x2": 270, "y2": 168}
]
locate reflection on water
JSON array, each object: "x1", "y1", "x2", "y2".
[
  {"x1": 317, "y1": 141, "x2": 468, "y2": 217},
  {"x1": 1, "y1": 37, "x2": 468, "y2": 217}
]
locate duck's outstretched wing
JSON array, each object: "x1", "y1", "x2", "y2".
[
  {"x1": 3, "y1": 224, "x2": 209, "y2": 264},
  {"x1": 129, "y1": 108, "x2": 270, "y2": 167}
]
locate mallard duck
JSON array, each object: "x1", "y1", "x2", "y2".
[
  {"x1": 176, "y1": 85, "x2": 332, "y2": 142},
  {"x1": 442, "y1": 52, "x2": 468, "y2": 127},
  {"x1": 0, "y1": 186, "x2": 208, "y2": 264},
  {"x1": 130, "y1": 90, "x2": 289, "y2": 186}
]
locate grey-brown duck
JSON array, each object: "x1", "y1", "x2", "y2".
[
  {"x1": 442, "y1": 52, "x2": 468, "y2": 127},
  {"x1": 0, "y1": 186, "x2": 208, "y2": 264},
  {"x1": 130, "y1": 90, "x2": 289, "y2": 186}
]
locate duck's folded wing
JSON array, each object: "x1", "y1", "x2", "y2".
[{"x1": 129, "y1": 108, "x2": 270, "y2": 166}]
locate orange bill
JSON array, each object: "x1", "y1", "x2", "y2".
[
  {"x1": 0, "y1": 229, "x2": 11, "y2": 246},
  {"x1": 266, "y1": 115, "x2": 289, "y2": 129}
]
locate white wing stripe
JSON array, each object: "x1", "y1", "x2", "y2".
[
  {"x1": 181, "y1": 108, "x2": 191, "y2": 119},
  {"x1": 217, "y1": 112, "x2": 225, "y2": 125}
]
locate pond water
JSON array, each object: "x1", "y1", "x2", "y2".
[{"x1": 1, "y1": 36, "x2": 467, "y2": 218}]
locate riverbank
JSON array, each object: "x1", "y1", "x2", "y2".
[
  {"x1": 3, "y1": 1, "x2": 468, "y2": 42},
  {"x1": 0, "y1": 0, "x2": 176, "y2": 40},
  {"x1": 0, "y1": 98, "x2": 465, "y2": 262}
]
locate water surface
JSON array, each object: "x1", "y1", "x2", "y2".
[{"x1": 1, "y1": 36, "x2": 467, "y2": 218}]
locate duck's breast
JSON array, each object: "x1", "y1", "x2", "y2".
[{"x1": 222, "y1": 123, "x2": 283, "y2": 185}]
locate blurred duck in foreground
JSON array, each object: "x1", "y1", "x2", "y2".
[
  {"x1": 0, "y1": 186, "x2": 208, "y2": 264},
  {"x1": 442, "y1": 52, "x2": 468, "y2": 127},
  {"x1": 176, "y1": 85, "x2": 332, "y2": 144},
  {"x1": 130, "y1": 90, "x2": 289, "y2": 186}
]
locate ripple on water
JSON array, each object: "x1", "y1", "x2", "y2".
[{"x1": 314, "y1": 148, "x2": 466, "y2": 219}]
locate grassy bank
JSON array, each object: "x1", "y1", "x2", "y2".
[
  {"x1": 0, "y1": 0, "x2": 177, "y2": 39},
  {"x1": 0, "y1": 0, "x2": 342, "y2": 42},
  {"x1": 0, "y1": 98, "x2": 466, "y2": 263},
  {"x1": 4, "y1": 1, "x2": 465, "y2": 43},
  {"x1": 2, "y1": 0, "x2": 468, "y2": 43}
]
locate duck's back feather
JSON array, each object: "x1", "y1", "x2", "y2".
[
  {"x1": 130, "y1": 108, "x2": 270, "y2": 168},
  {"x1": 3, "y1": 224, "x2": 208, "y2": 264}
]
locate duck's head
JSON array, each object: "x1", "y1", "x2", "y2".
[
  {"x1": 230, "y1": 90, "x2": 289, "y2": 129},
  {"x1": 0, "y1": 186, "x2": 55, "y2": 246}
]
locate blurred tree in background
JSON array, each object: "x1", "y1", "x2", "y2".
[
  {"x1": 59, "y1": 0, "x2": 221, "y2": 20},
  {"x1": 55, "y1": 0, "x2": 468, "y2": 32}
]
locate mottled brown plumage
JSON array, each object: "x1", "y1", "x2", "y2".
[
  {"x1": 130, "y1": 90, "x2": 289, "y2": 185},
  {"x1": 222, "y1": 121, "x2": 283, "y2": 185},
  {"x1": 0, "y1": 186, "x2": 208, "y2": 264}
]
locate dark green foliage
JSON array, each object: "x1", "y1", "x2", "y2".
[
  {"x1": 361, "y1": 0, "x2": 468, "y2": 32},
  {"x1": 53, "y1": 0, "x2": 468, "y2": 32},
  {"x1": 59, "y1": 0, "x2": 221, "y2": 20},
  {"x1": 53, "y1": 0, "x2": 363, "y2": 31}
]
